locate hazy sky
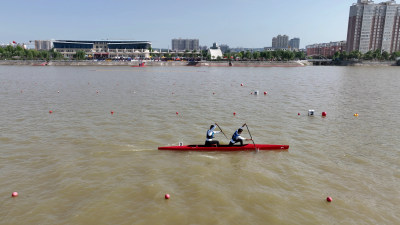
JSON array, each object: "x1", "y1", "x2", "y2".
[{"x1": 0, "y1": 0, "x2": 357, "y2": 48}]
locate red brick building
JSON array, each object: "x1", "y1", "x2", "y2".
[{"x1": 306, "y1": 41, "x2": 347, "y2": 58}]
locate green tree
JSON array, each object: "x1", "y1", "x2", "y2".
[
  {"x1": 363, "y1": 51, "x2": 373, "y2": 60},
  {"x1": 74, "y1": 50, "x2": 86, "y2": 60},
  {"x1": 201, "y1": 50, "x2": 208, "y2": 58},
  {"x1": 381, "y1": 51, "x2": 389, "y2": 60},
  {"x1": 390, "y1": 51, "x2": 400, "y2": 60},
  {"x1": 349, "y1": 50, "x2": 362, "y2": 60},
  {"x1": 236, "y1": 52, "x2": 243, "y2": 60},
  {"x1": 282, "y1": 51, "x2": 295, "y2": 61},
  {"x1": 339, "y1": 51, "x2": 348, "y2": 61},
  {"x1": 295, "y1": 51, "x2": 305, "y2": 60},
  {"x1": 274, "y1": 50, "x2": 284, "y2": 61},
  {"x1": 372, "y1": 49, "x2": 382, "y2": 60},
  {"x1": 252, "y1": 51, "x2": 261, "y2": 60},
  {"x1": 263, "y1": 51, "x2": 272, "y2": 60},
  {"x1": 27, "y1": 51, "x2": 34, "y2": 60},
  {"x1": 244, "y1": 51, "x2": 252, "y2": 60}
]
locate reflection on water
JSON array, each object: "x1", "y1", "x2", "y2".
[{"x1": 0, "y1": 65, "x2": 399, "y2": 224}]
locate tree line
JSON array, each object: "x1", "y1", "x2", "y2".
[
  {"x1": 332, "y1": 49, "x2": 400, "y2": 61},
  {"x1": 0, "y1": 45, "x2": 86, "y2": 60},
  {"x1": 149, "y1": 49, "x2": 307, "y2": 61},
  {"x1": 224, "y1": 50, "x2": 306, "y2": 61},
  {"x1": 203, "y1": 49, "x2": 306, "y2": 61}
]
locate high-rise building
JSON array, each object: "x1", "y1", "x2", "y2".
[
  {"x1": 346, "y1": 0, "x2": 400, "y2": 53},
  {"x1": 35, "y1": 40, "x2": 53, "y2": 51},
  {"x1": 271, "y1": 35, "x2": 289, "y2": 49},
  {"x1": 171, "y1": 38, "x2": 199, "y2": 51},
  {"x1": 289, "y1": 38, "x2": 300, "y2": 49},
  {"x1": 272, "y1": 37, "x2": 277, "y2": 48}
]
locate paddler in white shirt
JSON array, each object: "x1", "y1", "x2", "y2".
[{"x1": 205, "y1": 124, "x2": 221, "y2": 147}]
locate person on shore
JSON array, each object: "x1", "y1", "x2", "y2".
[
  {"x1": 205, "y1": 124, "x2": 221, "y2": 147},
  {"x1": 229, "y1": 124, "x2": 252, "y2": 146}
]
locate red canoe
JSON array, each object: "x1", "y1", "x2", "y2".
[{"x1": 158, "y1": 144, "x2": 289, "y2": 151}]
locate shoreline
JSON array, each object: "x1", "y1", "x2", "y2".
[{"x1": 0, "y1": 60, "x2": 397, "y2": 67}]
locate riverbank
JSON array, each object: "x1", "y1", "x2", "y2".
[
  {"x1": 0, "y1": 60, "x2": 309, "y2": 67},
  {"x1": 337, "y1": 60, "x2": 398, "y2": 66},
  {"x1": 0, "y1": 59, "x2": 398, "y2": 66}
]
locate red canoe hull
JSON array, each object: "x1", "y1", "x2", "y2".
[{"x1": 158, "y1": 144, "x2": 289, "y2": 151}]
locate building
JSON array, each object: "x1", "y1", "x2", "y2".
[
  {"x1": 272, "y1": 35, "x2": 289, "y2": 49},
  {"x1": 289, "y1": 38, "x2": 300, "y2": 49},
  {"x1": 52, "y1": 40, "x2": 151, "y2": 59},
  {"x1": 347, "y1": 0, "x2": 400, "y2": 53},
  {"x1": 35, "y1": 40, "x2": 53, "y2": 51},
  {"x1": 208, "y1": 43, "x2": 223, "y2": 59},
  {"x1": 306, "y1": 41, "x2": 347, "y2": 58},
  {"x1": 219, "y1": 44, "x2": 230, "y2": 53},
  {"x1": 171, "y1": 38, "x2": 199, "y2": 51}
]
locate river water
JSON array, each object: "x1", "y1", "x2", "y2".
[{"x1": 0, "y1": 65, "x2": 399, "y2": 224}]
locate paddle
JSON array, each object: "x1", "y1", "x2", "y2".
[
  {"x1": 215, "y1": 123, "x2": 229, "y2": 141},
  {"x1": 245, "y1": 123, "x2": 257, "y2": 151}
]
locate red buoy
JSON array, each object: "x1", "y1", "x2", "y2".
[
  {"x1": 111, "y1": 111, "x2": 114, "y2": 115},
  {"x1": 298, "y1": 113, "x2": 300, "y2": 116},
  {"x1": 176, "y1": 112, "x2": 179, "y2": 115},
  {"x1": 264, "y1": 91, "x2": 267, "y2": 95},
  {"x1": 233, "y1": 112, "x2": 236, "y2": 116},
  {"x1": 49, "y1": 110, "x2": 53, "y2": 114},
  {"x1": 165, "y1": 194, "x2": 170, "y2": 199},
  {"x1": 241, "y1": 83, "x2": 244, "y2": 86},
  {"x1": 12, "y1": 192, "x2": 18, "y2": 197},
  {"x1": 326, "y1": 196, "x2": 332, "y2": 202},
  {"x1": 322, "y1": 112, "x2": 327, "y2": 117}
]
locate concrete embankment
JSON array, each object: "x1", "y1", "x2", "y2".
[
  {"x1": 338, "y1": 60, "x2": 397, "y2": 66},
  {"x1": 0, "y1": 60, "x2": 309, "y2": 67}
]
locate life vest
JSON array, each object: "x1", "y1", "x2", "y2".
[
  {"x1": 206, "y1": 129, "x2": 215, "y2": 139},
  {"x1": 231, "y1": 130, "x2": 240, "y2": 142}
]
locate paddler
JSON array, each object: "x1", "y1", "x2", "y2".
[
  {"x1": 205, "y1": 124, "x2": 221, "y2": 147},
  {"x1": 229, "y1": 123, "x2": 252, "y2": 146}
]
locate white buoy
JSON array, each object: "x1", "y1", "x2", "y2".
[
  {"x1": 308, "y1": 109, "x2": 315, "y2": 116},
  {"x1": 254, "y1": 90, "x2": 259, "y2": 95}
]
